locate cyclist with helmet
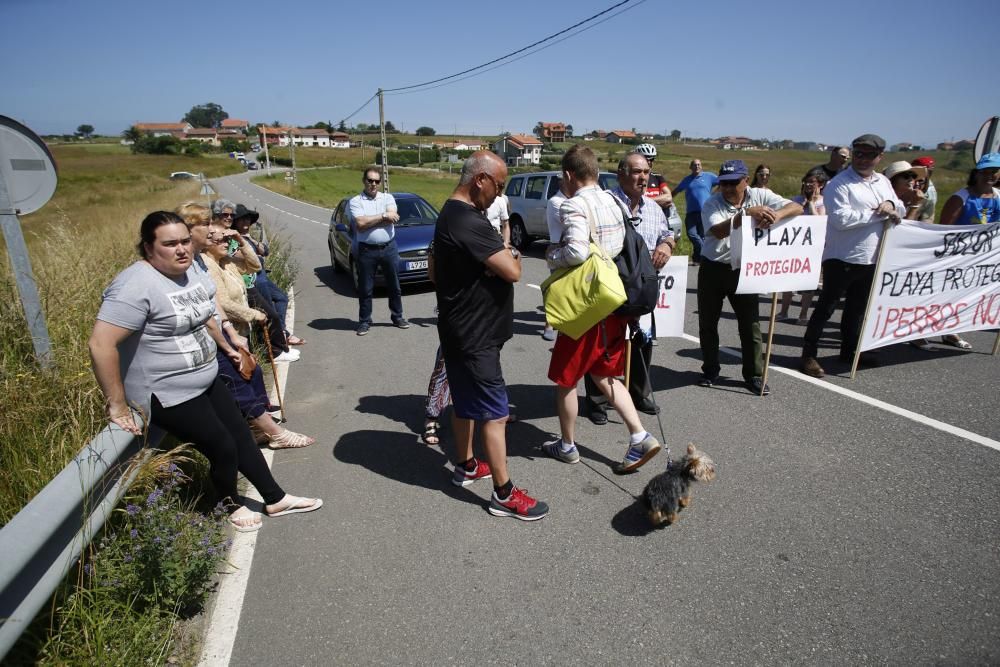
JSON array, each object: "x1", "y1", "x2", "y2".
[{"x1": 635, "y1": 144, "x2": 674, "y2": 211}]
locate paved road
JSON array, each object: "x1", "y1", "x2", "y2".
[{"x1": 214, "y1": 172, "x2": 1000, "y2": 666}]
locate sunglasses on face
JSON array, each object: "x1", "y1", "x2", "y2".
[
  {"x1": 366, "y1": 178, "x2": 381, "y2": 184},
  {"x1": 218, "y1": 212, "x2": 234, "y2": 219},
  {"x1": 853, "y1": 151, "x2": 879, "y2": 159}
]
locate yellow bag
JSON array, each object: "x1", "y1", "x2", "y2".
[{"x1": 541, "y1": 242, "x2": 626, "y2": 340}]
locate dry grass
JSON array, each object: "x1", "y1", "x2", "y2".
[{"x1": 0, "y1": 145, "x2": 242, "y2": 525}]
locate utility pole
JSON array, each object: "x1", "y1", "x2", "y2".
[
  {"x1": 378, "y1": 88, "x2": 389, "y2": 192},
  {"x1": 262, "y1": 125, "x2": 272, "y2": 175},
  {"x1": 289, "y1": 126, "x2": 298, "y2": 186}
]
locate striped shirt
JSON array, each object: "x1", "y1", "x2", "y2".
[
  {"x1": 609, "y1": 186, "x2": 673, "y2": 254},
  {"x1": 547, "y1": 185, "x2": 625, "y2": 269}
]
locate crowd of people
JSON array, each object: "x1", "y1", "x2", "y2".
[
  {"x1": 90, "y1": 138, "x2": 999, "y2": 527},
  {"x1": 89, "y1": 201, "x2": 321, "y2": 533}
]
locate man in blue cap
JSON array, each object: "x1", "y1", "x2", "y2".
[{"x1": 697, "y1": 159, "x2": 802, "y2": 395}]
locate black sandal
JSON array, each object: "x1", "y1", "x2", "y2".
[{"x1": 422, "y1": 420, "x2": 440, "y2": 446}]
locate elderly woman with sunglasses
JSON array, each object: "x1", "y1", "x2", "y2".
[
  {"x1": 212, "y1": 198, "x2": 237, "y2": 227},
  {"x1": 89, "y1": 211, "x2": 322, "y2": 533},
  {"x1": 883, "y1": 161, "x2": 928, "y2": 221},
  {"x1": 178, "y1": 203, "x2": 316, "y2": 449}
]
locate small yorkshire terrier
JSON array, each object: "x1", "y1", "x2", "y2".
[{"x1": 641, "y1": 444, "x2": 716, "y2": 527}]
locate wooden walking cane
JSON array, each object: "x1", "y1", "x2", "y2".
[
  {"x1": 851, "y1": 220, "x2": 893, "y2": 379},
  {"x1": 260, "y1": 318, "x2": 285, "y2": 421},
  {"x1": 624, "y1": 331, "x2": 633, "y2": 390},
  {"x1": 760, "y1": 293, "x2": 779, "y2": 396}
]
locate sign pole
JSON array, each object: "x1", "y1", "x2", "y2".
[
  {"x1": 0, "y1": 174, "x2": 53, "y2": 369},
  {"x1": 992, "y1": 331, "x2": 1000, "y2": 356},
  {"x1": 760, "y1": 293, "x2": 778, "y2": 396},
  {"x1": 851, "y1": 220, "x2": 893, "y2": 379}
]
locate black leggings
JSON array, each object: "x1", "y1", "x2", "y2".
[{"x1": 150, "y1": 377, "x2": 284, "y2": 506}]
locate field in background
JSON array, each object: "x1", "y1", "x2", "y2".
[{"x1": 254, "y1": 139, "x2": 976, "y2": 225}]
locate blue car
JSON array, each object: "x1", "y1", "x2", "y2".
[{"x1": 328, "y1": 192, "x2": 439, "y2": 290}]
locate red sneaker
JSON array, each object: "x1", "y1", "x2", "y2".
[
  {"x1": 451, "y1": 459, "x2": 492, "y2": 487},
  {"x1": 488, "y1": 487, "x2": 549, "y2": 521}
]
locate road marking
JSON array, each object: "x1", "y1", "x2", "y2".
[
  {"x1": 519, "y1": 278, "x2": 999, "y2": 451},
  {"x1": 682, "y1": 332, "x2": 999, "y2": 452}
]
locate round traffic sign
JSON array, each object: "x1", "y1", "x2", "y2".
[
  {"x1": 973, "y1": 116, "x2": 1000, "y2": 162},
  {"x1": 0, "y1": 115, "x2": 58, "y2": 215}
]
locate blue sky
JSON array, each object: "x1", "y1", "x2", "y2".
[{"x1": 2, "y1": 0, "x2": 997, "y2": 147}]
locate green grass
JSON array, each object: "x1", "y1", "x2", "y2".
[{"x1": 254, "y1": 168, "x2": 460, "y2": 210}]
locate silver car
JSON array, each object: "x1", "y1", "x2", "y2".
[{"x1": 504, "y1": 170, "x2": 681, "y2": 250}]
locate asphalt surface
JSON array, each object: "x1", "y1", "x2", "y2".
[{"x1": 214, "y1": 171, "x2": 1000, "y2": 666}]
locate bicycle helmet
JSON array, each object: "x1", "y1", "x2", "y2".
[{"x1": 635, "y1": 143, "x2": 657, "y2": 159}]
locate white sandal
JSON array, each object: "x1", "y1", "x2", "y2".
[{"x1": 267, "y1": 429, "x2": 316, "y2": 449}]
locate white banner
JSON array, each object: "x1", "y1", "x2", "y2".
[
  {"x1": 860, "y1": 221, "x2": 1000, "y2": 351},
  {"x1": 731, "y1": 214, "x2": 827, "y2": 294},
  {"x1": 639, "y1": 255, "x2": 688, "y2": 337}
]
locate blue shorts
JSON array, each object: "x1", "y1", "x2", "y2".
[{"x1": 442, "y1": 346, "x2": 509, "y2": 421}]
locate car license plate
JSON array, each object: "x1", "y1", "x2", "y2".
[{"x1": 406, "y1": 260, "x2": 428, "y2": 271}]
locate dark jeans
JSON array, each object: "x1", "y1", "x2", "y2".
[
  {"x1": 584, "y1": 321, "x2": 654, "y2": 410},
  {"x1": 697, "y1": 259, "x2": 762, "y2": 382},
  {"x1": 247, "y1": 286, "x2": 289, "y2": 354},
  {"x1": 685, "y1": 210, "x2": 705, "y2": 263},
  {"x1": 256, "y1": 275, "x2": 289, "y2": 329},
  {"x1": 150, "y1": 377, "x2": 284, "y2": 506},
  {"x1": 357, "y1": 240, "x2": 403, "y2": 324},
  {"x1": 802, "y1": 259, "x2": 875, "y2": 359}
]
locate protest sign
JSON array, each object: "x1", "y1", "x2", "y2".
[
  {"x1": 730, "y1": 215, "x2": 826, "y2": 294},
  {"x1": 639, "y1": 255, "x2": 688, "y2": 337},
  {"x1": 859, "y1": 221, "x2": 1000, "y2": 351}
]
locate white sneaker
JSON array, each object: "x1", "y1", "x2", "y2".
[{"x1": 274, "y1": 349, "x2": 300, "y2": 362}]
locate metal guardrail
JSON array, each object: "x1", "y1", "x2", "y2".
[{"x1": 0, "y1": 416, "x2": 162, "y2": 659}]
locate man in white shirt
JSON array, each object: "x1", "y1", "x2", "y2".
[
  {"x1": 698, "y1": 160, "x2": 802, "y2": 395},
  {"x1": 349, "y1": 166, "x2": 409, "y2": 336},
  {"x1": 800, "y1": 134, "x2": 904, "y2": 377}
]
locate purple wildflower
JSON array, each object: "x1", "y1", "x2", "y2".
[
  {"x1": 129, "y1": 528, "x2": 138, "y2": 539},
  {"x1": 123, "y1": 554, "x2": 133, "y2": 563},
  {"x1": 83, "y1": 564, "x2": 93, "y2": 576},
  {"x1": 126, "y1": 503, "x2": 140, "y2": 516}
]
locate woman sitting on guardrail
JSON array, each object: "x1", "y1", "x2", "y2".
[{"x1": 88, "y1": 211, "x2": 322, "y2": 533}]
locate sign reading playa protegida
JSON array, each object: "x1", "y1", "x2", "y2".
[
  {"x1": 860, "y1": 222, "x2": 1000, "y2": 352},
  {"x1": 729, "y1": 214, "x2": 827, "y2": 294}
]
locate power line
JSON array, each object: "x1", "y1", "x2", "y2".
[
  {"x1": 337, "y1": 91, "x2": 379, "y2": 126},
  {"x1": 385, "y1": 0, "x2": 646, "y2": 98},
  {"x1": 382, "y1": 0, "x2": 637, "y2": 94}
]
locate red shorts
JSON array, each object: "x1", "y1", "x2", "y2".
[{"x1": 547, "y1": 314, "x2": 629, "y2": 387}]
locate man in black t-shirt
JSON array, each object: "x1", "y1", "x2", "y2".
[{"x1": 433, "y1": 151, "x2": 549, "y2": 521}]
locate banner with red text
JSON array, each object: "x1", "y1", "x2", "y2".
[
  {"x1": 638, "y1": 255, "x2": 688, "y2": 337},
  {"x1": 731, "y1": 215, "x2": 826, "y2": 294},
  {"x1": 859, "y1": 221, "x2": 1000, "y2": 351}
]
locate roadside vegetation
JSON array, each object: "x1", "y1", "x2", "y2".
[{"x1": 1, "y1": 143, "x2": 292, "y2": 663}]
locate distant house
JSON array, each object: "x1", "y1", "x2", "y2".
[
  {"x1": 492, "y1": 134, "x2": 543, "y2": 166},
  {"x1": 185, "y1": 128, "x2": 219, "y2": 146},
  {"x1": 891, "y1": 142, "x2": 913, "y2": 152},
  {"x1": 717, "y1": 136, "x2": 756, "y2": 151},
  {"x1": 330, "y1": 131, "x2": 350, "y2": 148},
  {"x1": 590, "y1": 129, "x2": 608, "y2": 139},
  {"x1": 606, "y1": 130, "x2": 637, "y2": 143},
  {"x1": 539, "y1": 122, "x2": 567, "y2": 143},
  {"x1": 134, "y1": 122, "x2": 192, "y2": 139},
  {"x1": 435, "y1": 140, "x2": 483, "y2": 151},
  {"x1": 220, "y1": 119, "x2": 250, "y2": 132},
  {"x1": 954, "y1": 139, "x2": 975, "y2": 151},
  {"x1": 296, "y1": 128, "x2": 331, "y2": 147},
  {"x1": 937, "y1": 142, "x2": 955, "y2": 151}
]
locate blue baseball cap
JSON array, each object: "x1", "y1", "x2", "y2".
[
  {"x1": 718, "y1": 159, "x2": 749, "y2": 182},
  {"x1": 975, "y1": 152, "x2": 1000, "y2": 170}
]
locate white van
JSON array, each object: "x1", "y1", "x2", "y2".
[{"x1": 504, "y1": 170, "x2": 681, "y2": 250}]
